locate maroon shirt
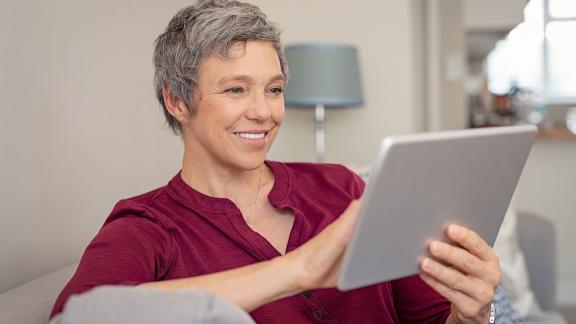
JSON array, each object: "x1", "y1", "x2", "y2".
[{"x1": 51, "y1": 161, "x2": 450, "y2": 323}]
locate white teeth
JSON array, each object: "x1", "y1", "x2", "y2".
[{"x1": 235, "y1": 132, "x2": 265, "y2": 140}]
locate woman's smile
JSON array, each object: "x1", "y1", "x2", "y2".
[{"x1": 232, "y1": 129, "x2": 270, "y2": 150}]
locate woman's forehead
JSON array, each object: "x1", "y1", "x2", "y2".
[{"x1": 199, "y1": 41, "x2": 284, "y2": 83}]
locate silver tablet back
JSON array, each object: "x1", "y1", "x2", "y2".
[{"x1": 337, "y1": 125, "x2": 537, "y2": 291}]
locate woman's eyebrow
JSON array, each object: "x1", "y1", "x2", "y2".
[
  {"x1": 218, "y1": 75, "x2": 253, "y2": 85},
  {"x1": 217, "y1": 74, "x2": 285, "y2": 85}
]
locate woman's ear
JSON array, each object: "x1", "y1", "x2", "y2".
[{"x1": 162, "y1": 84, "x2": 191, "y2": 123}]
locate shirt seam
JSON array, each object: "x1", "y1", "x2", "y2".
[
  {"x1": 275, "y1": 161, "x2": 293, "y2": 205},
  {"x1": 123, "y1": 200, "x2": 177, "y2": 278},
  {"x1": 164, "y1": 230, "x2": 177, "y2": 278},
  {"x1": 128, "y1": 200, "x2": 178, "y2": 232}
]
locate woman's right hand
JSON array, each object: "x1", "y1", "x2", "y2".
[
  {"x1": 139, "y1": 199, "x2": 363, "y2": 311},
  {"x1": 283, "y1": 199, "x2": 362, "y2": 291}
]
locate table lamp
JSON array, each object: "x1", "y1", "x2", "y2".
[{"x1": 283, "y1": 44, "x2": 364, "y2": 162}]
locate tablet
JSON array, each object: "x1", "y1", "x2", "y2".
[{"x1": 337, "y1": 125, "x2": 537, "y2": 291}]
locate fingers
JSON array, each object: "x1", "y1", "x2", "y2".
[
  {"x1": 320, "y1": 199, "x2": 362, "y2": 246},
  {"x1": 445, "y1": 224, "x2": 496, "y2": 262},
  {"x1": 337, "y1": 199, "x2": 362, "y2": 234},
  {"x1": 289, "y1": 199, "x2": 362, "y2": 290},
  {"x1": 420, "y1": 224, "x2": 501, "y2": 322},
  {"x1": 427, "y1": 241, "x2": 490, "y2": 281},
  {"x1": 338, "y1": 199, "x2": 363, "y2": 226},
  {"x1": 303, "y1": 198, "x2": 362, "y2": 254},
  {"x1": 419, "y1": 272, "x2": 475, "y2": 315},
  {"x1": 441, "y1": 224, "x2": 501, "y2": 286},
  {"x1": 419, "y1": 257, "x2": 494, "y2": 302},
  {"x1": 419, "y1": 272, "x2": 491, "y2": 319}
]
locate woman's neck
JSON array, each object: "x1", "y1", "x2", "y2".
[{"x1": 180, "y1": 148, "x2": 270, "y2": 202}]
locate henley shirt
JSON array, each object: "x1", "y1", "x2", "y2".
[{"x1": 51, "y1": 161, "x2": 451, "y2": 323}]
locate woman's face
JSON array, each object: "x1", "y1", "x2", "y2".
[{"x1": 182, "y1": 40, "x2": 285, "y2": 171}]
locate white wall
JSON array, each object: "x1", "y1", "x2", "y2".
[
  {"x1": 425, "y1": 0, "x2": 468, "y2": 131},
  {"x1": 0, "y1": 0, "x2": 189, "y2": 293},
  {"x1": 0, "y1": 0, "x2": 426, "y2": 292}
]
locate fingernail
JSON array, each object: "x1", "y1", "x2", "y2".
[
  {"x1": 421, "y1": 258, "x2": 432, "y2": 270},
  {"x1": 449, "y1": 225, "x2": 462, "y2": 238}
]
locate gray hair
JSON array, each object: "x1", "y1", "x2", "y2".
[{"x1": 153, "y1": 0, "x2": 288, "y2": 135}]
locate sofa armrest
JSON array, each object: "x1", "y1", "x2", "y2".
[
  {"x1": 517, "y1": 211, "x2": 557, "y2": 311},
  {"x1": 0, "y1": 264, "x2": 77, "y2": 324}
]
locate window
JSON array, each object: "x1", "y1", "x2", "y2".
[
  {"x1": 545, "y1": 0, "x2": 576, "y2": 102},
  {"x1": 486, "y1": 0, "x2": 576, "y2": 104},
  {"x1": 549, "y1": 0, "x2": 576, "y2": 18}
]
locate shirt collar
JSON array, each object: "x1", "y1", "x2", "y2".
[{"x1": 166, "y1": 160, "x2": 292, "y2": 215}]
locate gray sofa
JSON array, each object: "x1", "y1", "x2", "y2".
[
  {"x1": 0, "y1": 212, "x2": 565, "y2": 323},
  {"x1": 517, "y1": 212, "x2": 566, "y2": 324},
  {"x1": 0, "y1": 263, "x2": 77, "y2": 324}
]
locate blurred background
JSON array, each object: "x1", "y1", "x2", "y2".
[{"x1": 1, "y1": 0, "x2": 575, "y2": 318}]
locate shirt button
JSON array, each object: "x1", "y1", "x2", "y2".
[
  {"x1": 313, "y1": 310, "x2": 323, "y2": 320},
  {"x1": 301, "y1": 290, "x2": 311, "y2": 299}
]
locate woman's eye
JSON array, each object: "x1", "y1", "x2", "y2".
[
  {"x1": 224, "y1": 87, "x2": 245, "y2": 95},
  {"x1": 268, "y1": 87, "x2": 283, "y2": 95}
]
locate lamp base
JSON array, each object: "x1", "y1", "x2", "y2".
[{"x1": 315, "y1": 104, "x2": 326, "y2": 162}]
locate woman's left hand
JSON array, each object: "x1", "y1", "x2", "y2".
[{"x1": 418, "y1": 224, "x2": 501, "y2": 324}]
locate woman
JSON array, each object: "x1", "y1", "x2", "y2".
[{"x1": 51, "y1": 0, "x2": 500, "y2": 323}]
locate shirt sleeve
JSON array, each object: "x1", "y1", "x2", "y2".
[
  {"x1": 50, "y1": 215, "x2": 174, "y2": 318},
  {"x1": 350, "y1": 169, "x2": 366, "y2": 198},
  {"x1": 391, "y1": 275, "x2": 452, "y2": 323}
]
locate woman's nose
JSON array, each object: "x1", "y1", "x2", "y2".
[{"x1": 246, "y1": 93, "x2": 272, "y2": 121}]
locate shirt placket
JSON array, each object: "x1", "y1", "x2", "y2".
[{"x1": 298, "y1": 290, "x2": 337, "y2": 323}]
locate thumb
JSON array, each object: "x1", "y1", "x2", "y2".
[{"x1": 327, "y1": 199, "x2": 363, "y2": 245}]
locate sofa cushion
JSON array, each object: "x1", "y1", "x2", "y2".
[
  {"x1": 494, "y1": 206, "x2": 542, "y2": 318},
  {"x1": 51, "y1": 286, "x2": 255, "y2": 324},
  {"x1": 0, "y1": 264, "x2": 76, "y2": 324}
]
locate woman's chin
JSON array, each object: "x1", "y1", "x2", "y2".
[{"x1": 224, "y1": 152, "x2": 267, "y2": 171}]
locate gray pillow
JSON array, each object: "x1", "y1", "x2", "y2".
[{"x1": 51, "y1": 286, "x2": 254, "y2": 324}]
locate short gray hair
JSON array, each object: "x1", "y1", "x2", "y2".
[{"x1": 153, "y1": 0, "x2": 288, "y2": 135}]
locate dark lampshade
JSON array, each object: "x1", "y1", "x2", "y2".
[{"x1": 283, "y1": 44, "x2": 364, "y2": 108}]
